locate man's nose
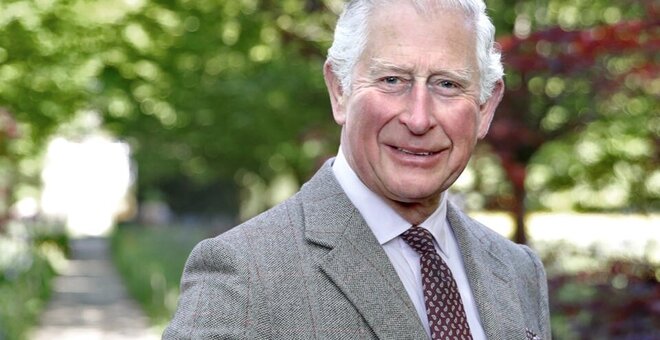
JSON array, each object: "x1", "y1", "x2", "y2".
[{"x1": 401, "y1": 82, "x2": 435, "y2": 135}]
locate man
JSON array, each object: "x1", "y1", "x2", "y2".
[{"x1": 164, "y1": 0, "x2": 551, "y2": 339}]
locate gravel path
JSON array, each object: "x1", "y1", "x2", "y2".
[{"x1": 30, "y1": 237, "x2": 160, "y2": 340}]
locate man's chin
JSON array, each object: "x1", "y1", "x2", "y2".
[{"x1": 388, "y1": 187, "x2": 444, "y2": 206}]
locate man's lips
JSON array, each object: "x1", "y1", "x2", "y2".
[
  {"x1": 395, "y1": 147, "x2": 437, "y2": 156},
  {"x1": 386, "y1": 144, "x2": 446, "y2": 168}
]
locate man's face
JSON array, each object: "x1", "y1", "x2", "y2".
[{"x1": 325, "y1": 3, "x2": 502, "y2": 212}]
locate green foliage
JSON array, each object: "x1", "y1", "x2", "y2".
[
  {"x1": 0, "y1": 0, "x2": 656, "y2": 220},
  {"x1": 110, "y1": 224, "x2": 209, "y2": 328},
  {"x1": 0, "y1": 252, "x2": 54, "y2": 340},
  {"x1": 0, "y1": 222, "x2": 68, "y2": 340},
  {"x1": 0, "y1": 0, "x2": 339, "y2": 218}
]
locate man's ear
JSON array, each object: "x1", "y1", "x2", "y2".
[
  {"x1": 477, "y1": 79, "x2": 504, "y2": 139},
  {"x1": 323, "y1": 61, "x2": 346, "y2": 125}
]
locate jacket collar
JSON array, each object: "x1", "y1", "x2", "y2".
[
  {"x1": 299, "y1": 160, "x2": 525, "y2": 339},
  {"x1": 301, "y1": 160, "x2": 428, "y2": 339},
  {"x1": 447, "y1": 202, "x2": 526, "y2": 339}
]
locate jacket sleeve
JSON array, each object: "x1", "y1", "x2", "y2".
[{"x1": 162, "y1": 236, "x2": 266, "y2": 339}]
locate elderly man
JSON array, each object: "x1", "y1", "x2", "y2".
[{"x1": 164, "y1": 0, "x2": 551, "y2": 339}]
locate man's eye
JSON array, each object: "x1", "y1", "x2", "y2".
[
  {"x1": 382, "y1": 76, "x2": 400, "y2": 85},
  {"x1": 439, "y1": 80, "x2": 457, "y2": 88}
]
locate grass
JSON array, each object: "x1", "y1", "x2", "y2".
[{"x1": 110, "y1": 224, "x2": 210, "y2": 329}]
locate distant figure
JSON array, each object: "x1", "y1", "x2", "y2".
[
  {"x1": 164, "y1": 0, "x2": 551, "y2": 339},
  {"x1": 139, "y1": 199, "x2": 172, "y2": 226}
]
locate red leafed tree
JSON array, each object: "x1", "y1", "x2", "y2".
[{"x1": 488, "y1": 7, "x2": 659, "y2": 244}]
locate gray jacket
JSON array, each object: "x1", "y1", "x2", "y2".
[{"x1": 163, "y1": 161, "x2": 551, "y2": 339}]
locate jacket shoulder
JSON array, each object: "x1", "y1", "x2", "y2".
[{"x1": 216, "y1": 191, "x2": 304, "y2": 248}]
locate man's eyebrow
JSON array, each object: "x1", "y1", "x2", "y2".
[
  {"x1": 368, "y1": 58, "x2": 411, "y2": 76},
  {"x1": 433, "y1": 68, "x2": 473, "y2": 83},
  {"x1": 369, "y1": 58, "x2": 474, "y2": 82}
]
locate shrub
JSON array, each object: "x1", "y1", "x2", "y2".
[
  {"x1": 0, "y1": 222, "x2": 68, "y2": 340},
  {"x1": 540, "y1": 242, "x2": 660, "y2": 339}
]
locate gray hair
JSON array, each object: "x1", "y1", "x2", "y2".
[{"x1": 327, "y1": 0, "x2": 503, "y2": 104}]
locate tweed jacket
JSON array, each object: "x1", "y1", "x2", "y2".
[{"x1": 163, "y1": 161, "x2": 551, "y2": 339}]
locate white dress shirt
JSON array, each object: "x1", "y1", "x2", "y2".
[{"x1": 332, "y1": 149, "x2": 486, "y2": 340}]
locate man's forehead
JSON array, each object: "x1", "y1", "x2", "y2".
[
  {"x1": 370, "y1": 0, "x2": 475, "y2": 20},
  {"x1": 365, "y1": 2, "x2": 476, "y2": 41}
]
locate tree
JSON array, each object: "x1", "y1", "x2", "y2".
[
  {"x1": 0, "y1": 0, "x2": 340, "y2": 222},
  {"x1": 1, "y1": 0, "x2": 656, "y2": 235},
  {"x1": 486, "y1": 0, "x2": 658, "y2": 243}
]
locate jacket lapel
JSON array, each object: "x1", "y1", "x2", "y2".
[
  {"x1": 300, "y1": 162, "x2": 427, "y2": 339},
  {"x1": 447, "y1": 203, "x2": 525, "y2": 340}
]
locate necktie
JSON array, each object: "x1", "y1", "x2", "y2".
[{"x1": 401, "y1": 226, "x2": 473, "y2": 340}]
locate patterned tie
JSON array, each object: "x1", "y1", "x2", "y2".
[{"x1": 401, "y1": 226, "x2": 473, "y2": 340}]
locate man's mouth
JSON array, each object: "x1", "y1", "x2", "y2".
[{"x1": 396, "y1": 148, "x2": 436, "y2": 156}]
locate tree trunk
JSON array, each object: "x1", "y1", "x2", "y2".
[
  {"x1": 501, "y1": 160, "x2": 528, "y2": 244},
  {"x1": 512, "y1": 185, "x2": 527, "y2": 244}
]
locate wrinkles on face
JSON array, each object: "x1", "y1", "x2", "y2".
[
  {"x1": 335, "y1": 3, "x2": 490, "y2": 224},
  {"x1": 352, "y1": 55, "x2": 481, "y2": 104}
]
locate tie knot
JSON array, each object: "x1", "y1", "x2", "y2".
[{"x1": 400, "y1": 226, "x2": 436, "y2": 255}]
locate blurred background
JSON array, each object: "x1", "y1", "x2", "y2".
[{"x1": 0, "y1": 0, "x2": 658, "y2": 339}]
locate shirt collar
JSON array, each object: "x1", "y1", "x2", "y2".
[{"x1": 331, "y1": 147, "x2": 451, "y2": 257}]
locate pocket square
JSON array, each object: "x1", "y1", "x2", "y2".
[{"x1": 525, "y1": 328, "x2": 541, "y2": 340}]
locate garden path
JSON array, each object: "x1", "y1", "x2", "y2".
[{"x1": 30, "y1": 237, "x2": 160, "y2": 340}]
